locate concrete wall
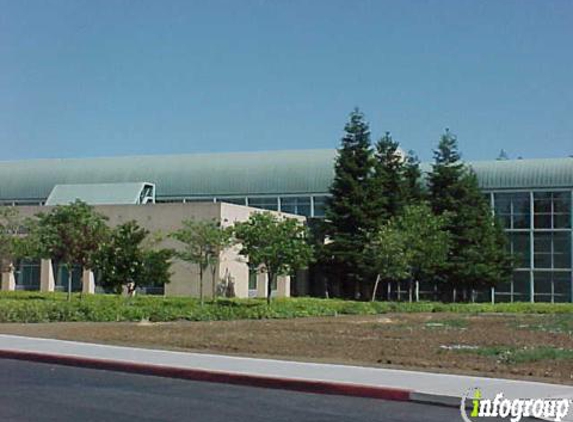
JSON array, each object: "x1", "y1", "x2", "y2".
[{"x1": 4, "y1": 203, "x2": 306, "y2": 299}]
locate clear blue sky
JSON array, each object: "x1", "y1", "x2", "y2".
[{"x1": 1, "y1": 0, "x2": 572, "y2": 162}]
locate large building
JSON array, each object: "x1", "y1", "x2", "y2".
[{"x1": 1, "y1": 150, "x2": 572, "y2": 302}]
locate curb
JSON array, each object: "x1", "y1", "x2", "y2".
[{"x1": 0, "y1": 349, "x2": 415, "y2": 403}]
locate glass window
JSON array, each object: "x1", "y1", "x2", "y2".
[
  {"x1": 533, "y1": 272, "x2": 552, "y2": 302},
  {"x1": 509, "y1": 232, "x2": 531, "y2": 268},
  {"x1": 534, "y1": 271, "x2": 572, "y2": 303},
  {"x1": 312, "y1": 196, "x2": 328, "y2": 218},
  {"x1": 533, "y1": 191, "x2": 571, "y2": 229},
  {"x1": 534, "y1": 233, "x2": 552, "y2": 268},
  {"x1": 247, "y1": 197, "x2": 278, "y2": 211},
  {"x1": 494, "y1": 194, "x2": 511, "y2": 214},
  {"x1": 217, "y1": 197, "x2": 247, "y2": 206},
  {"x1": 513, "y1": 271, "x2": 531, "y2": 302},
  {"x1": 534, "y1": 232, "x2": 572, "y2": 269},
  {"x1": 53, "y1": 262, "x2": 83, "y2": 292},
  {"x1": 248, "y1": 268, "x2": 257, "y2": 290},
  {"x1": 280, "y1": 197, "x2": 311, "y2": 217},
  {"x1": 493, "y1": 193, "x2": 530, "y2": 229},
  {"x1": 554, "y1": 232, "x2": 571, "y2": 269},
  {"x1": 534, "y1": 214, "x2": 552, "y2": 229},
  {"x1": 553, "y1": 272, "x2": 572, "y2": 303},
  {"x1": 14, "y1": 259, "x2": 41, "y2": 290}
]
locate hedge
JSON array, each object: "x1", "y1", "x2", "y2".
[{"x1": 0, "y1": 292, "x2": 571, "y2": 323}]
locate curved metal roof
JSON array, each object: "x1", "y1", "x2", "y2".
[
  {"x1": 468, "y1": 158, "x2": 573, "y2": 190},
  {"x1": 0, "y1": 150, "x2": 571, "y2": 202},
  {"x1": 0, "y1": 149, "x2": 338, "y2": 201}
]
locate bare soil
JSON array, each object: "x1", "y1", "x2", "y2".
[{"x1": 1, "y1": 313, "x2": 572, "y2": 384}]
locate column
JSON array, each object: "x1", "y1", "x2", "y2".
[
  {"x1": 256, "y1": 272, "x2": 267, "y2": 299},
  {"x1": 277, "y1": 275, "x2": 290, "y2": 298},
  {"x1": 40, "y1": 259, "x2": 55, "y2": 292},
  {"x1": 1, "y1": 264, "x2": 15, "y2": 291},
  {"x1": 82, "y1": 269, "x2": 95, "y2": 294}
]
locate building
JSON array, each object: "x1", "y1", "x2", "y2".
[{"x1": 0, "y1": 150, "x2": 572, "y2": 302}]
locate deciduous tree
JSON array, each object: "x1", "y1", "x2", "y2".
[{"x1": 234, "y1": 212, "x2": 313, "y2": 304}]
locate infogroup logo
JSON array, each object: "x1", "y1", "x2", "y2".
[{"x1": 460, "y1": 388, "x2": 570, "y2": 422}]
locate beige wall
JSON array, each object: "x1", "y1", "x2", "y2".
[{"x1": 8, "y1": 203, "x2": 305, "y2": 299}]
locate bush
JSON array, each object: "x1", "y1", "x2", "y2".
[{"x1": 0, "y1": 292, "x2": 572, "y2": 323}]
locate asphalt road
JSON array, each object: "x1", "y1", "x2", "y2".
[{"x1": 0, "y1": 358, "x2": 532, "y2": 422}]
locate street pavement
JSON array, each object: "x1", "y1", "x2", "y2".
[
  {"x1": 0, "y1": 334, "x2": 571, "y2": 407},
  {"x1": 0, "y1": 359, "x2": 536, "y2": 422}
]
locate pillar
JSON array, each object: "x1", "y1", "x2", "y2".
[
  {"x1": 1, "y1": 268, "x2": 15, "y2": 291},
  {"x1": 82, "y1": 269, "x2": 95, "y2": 294},
  {"x1": 256, "y1": 272, "x2": 267, "y2": 299},
  {"x1": 40, "y1": 259, "x2": 55, "y2": 292},
  {"x1": 277, "y1": 275, "x2": 290, "y2": 298}
]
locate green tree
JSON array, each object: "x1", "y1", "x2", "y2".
[
  {"x1": 234, "y1": 212, "x2": 313, "y2": 304},
  {"x1": 325, "y1": 109, "x2": 374, "y2": 298},
  {"x1": 170, "y1": 219, "x2": 233, "y2": 305},
  {"x1": 368, "y1": 204, "x2": 450, "y2": 301},
  {"x1": 403, "y1": 150, "x2": 425, "y2": 203},
  {"x1": 428, "y1": 130, "x2": 513, "y2": 298},
  {"x1": 95, "y1": 221, "x2": 172, "y2": 294},
  {"x1": 25, "y1": 200, "x2": 109, "y2": 300},
  {"x1": 370, "y1": 132, "x2": 406, "y2": 222},
  {"x1": 0, "y1": 207, "x2": 24, "y2": 273}
]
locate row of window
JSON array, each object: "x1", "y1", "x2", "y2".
[
  {"x1": 157, "y1": 195, "x2": 329, "y2": 217},
  {"x1": 493, "y1": 191, "x2": 571, "y2": 230},
  {"x1": 507, "y1": 231, "x2": 571, "y2": 269},
  {"x1": 495, "y1": 271, "x2": 572, "y2": 303},
  {"x1": 13, "y1": 260, "x2": 82, "y2": 291}
]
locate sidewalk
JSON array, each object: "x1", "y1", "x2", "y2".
[{"x1": 0, "y1": 334, "x2": 571, "y2": 411}]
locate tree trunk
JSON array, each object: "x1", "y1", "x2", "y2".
[
  {"x1": 267, "y1": 272, "x2": 274, "y2": 305},
  {"x1": 199, "y1": 267, "x2": 204, "y2": 306},
  {"x1": 67, "y1": 265, "x2": 72, "y2": 302},
  {"x1": 371, "y1": 274, "x2": 381, "y2": 302},
  {"x1": 211, "y1": 266, "x2": 217, "y2": 301}
]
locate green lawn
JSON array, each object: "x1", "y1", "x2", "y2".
[{"x1": 0, "y1": 291, "x2": 572, "y2": 323}]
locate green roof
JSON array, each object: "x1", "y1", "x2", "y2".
[
  {"x1": 45, "y1": 183, "x2": 153, "y2": 206},
  {"x1": 0, "y1": 150, "x2": 571, "y2": 202},
  {"x1": 468, "y1": 158, "x2": 573, "y2": 190}
]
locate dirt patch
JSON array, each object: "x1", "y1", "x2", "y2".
[{"x1": 1, "y1": 313, "x2": 572, "y2": 384}]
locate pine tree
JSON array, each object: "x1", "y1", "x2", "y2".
[
  {"x1": 325, "y1": 109, "x2": 374, "y2": 299},
  {"x1": 403, "y1": 150, "x2": 424, "y2": 203},
  {"x1": 428, "y1": 129, "x2": 512, "y2": 298},
  {"x1": 369, "y1": 132, "x2": 405, "y2": 224}
]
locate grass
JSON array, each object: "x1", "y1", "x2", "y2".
[
  {"x1": 510, "y1": 314, "x2": 573, "y2": 335},
  {"x1": 459, "y1": 346, "x2": 573, "y2": 364},
  {"x1": 424, "y1": 318, "x2": 469, "y2": 329},
  {"x1": 0, "y1": 291, "x2": 573, "y2": 323}
]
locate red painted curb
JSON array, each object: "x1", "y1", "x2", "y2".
[{"x1": 0, "y1": 349, "x2": 412, "y2": 402}]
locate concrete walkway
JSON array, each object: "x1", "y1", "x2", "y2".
[{"x1": 0, "y1": 334, "x2": 571, "y2": 413}]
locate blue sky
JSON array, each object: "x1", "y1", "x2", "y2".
[{"x1": 1, "y1": 0, "x2": 571, "y2": 162}]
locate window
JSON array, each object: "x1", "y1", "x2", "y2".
[
  {"x1": 513, "y1": 271, "x2": 531, "y2": 302},
  {"x1": 493, "y1": 193, "x2": 530, "y2": 229},
  {"x1": 53, "y1": 262, "x2": 83, "y2": 292},
  {"x1": 14, "y1": 259, "x2": 40, "y2": 290},
  {"x1": 248, "y1": 268, "x2": 257, "y2": 291},
  {"x1": 280, "y1": 197, "x2": 311, "y2": 216},
  {"x1": 508, "y1": 232, "x2": 531, "y2": 268},
  {"x1": 217, "y1": 197, "x2": 247, "y2": 206},
  {"x1": 312, "y1": 196, "x2": 328, "y2": 218},
  {"x1": 534, "y1": 232, "x2": 571, "y2": 269},
  {"x1": 534, "y1": 271, "x2": 572, "y2": 303},
  {"x1": 534, "y1": 192, "x2": 571, "y2": 229},
  {"x1": 247, "y1": 197, "x2": 278, "y2": 211}
]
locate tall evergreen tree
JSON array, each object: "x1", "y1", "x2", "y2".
[
  {"x1": 428, "y1": 130, "x2": 512, "y2": 298},
  {"x1": 325, "y1": 109, "x2": 374, "y2": 299},
  {"x1": 403, "y1": 150, "x2": 424, "y2": 203},
  {"x1": 369, "y1": 132, "x2": 405, "y2": 224}
]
